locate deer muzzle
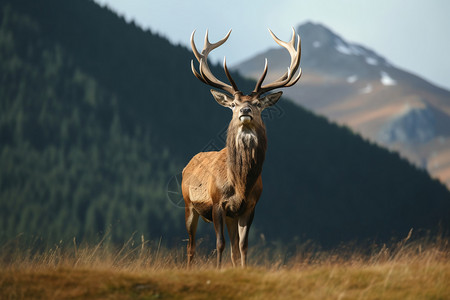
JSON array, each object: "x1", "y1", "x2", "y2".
[{"x1": 239, "y1": 106, "x2": 253, "y2": 123}]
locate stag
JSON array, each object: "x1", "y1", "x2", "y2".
[{"x1": 182, "y1": 28, "x2": 301, "y2": 268}]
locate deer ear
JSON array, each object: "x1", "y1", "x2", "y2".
[
  {"x1": 210, "y1": 90, "x2": 234, "y2": 108},
  {"x1": 260, "y1": 91, "x2": 283, "y2": 109}
]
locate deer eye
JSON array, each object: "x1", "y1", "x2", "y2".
[
  {"x1": 231, "y1": 103, "x2": 236, "y2": 108},
  {"x1": 255, "y1": 102, "x2": 262, "y2": 108}
]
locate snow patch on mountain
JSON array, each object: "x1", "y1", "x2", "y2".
[
  {"x1": 334, "y1": 38, "x2": 366, "y2": 56},
  {"x1": 380, "y1": 71, "x2": 396, "y2": 86},
  {"x1": 347, "y1": 75, "x2": 358, "y2": 83},
  {"x1": 335, "y1": 38, "x2": 353, "y2": 55},
  {"x1": 335, "y1": 37, "x2": 382, "y2": 60},
  {"x1": 359, "y1": 84, "x2": 372, "y2": 94},
  {"x1": 365, "y1": 57, "x2": 378, "y2": 65}
]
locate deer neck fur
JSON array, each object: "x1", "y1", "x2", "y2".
[{"x1": 226, "y1": 120, "x2": 267, "y2": 199}]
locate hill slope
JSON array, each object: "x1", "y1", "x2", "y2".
[{"x1": 0, "y1": 0, "x2": 449, "y2": 248}]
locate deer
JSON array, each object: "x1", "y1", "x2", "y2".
[{"x1": 182, "y1": 28, "x2": 301, "y2": 268}]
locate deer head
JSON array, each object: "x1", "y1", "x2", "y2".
[{"x1": 190, "y1": 28, "x2": 302, "y2": 129}]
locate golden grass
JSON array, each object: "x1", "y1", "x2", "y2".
[{"x1": 1, "y1": 233, "x2": 449, "y2": 299}]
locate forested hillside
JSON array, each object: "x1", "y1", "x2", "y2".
[
  {"x1": 0, "y1": 3, "x2": 182, "y2": 244},
  {"x1": 1, "y1": 0, "x2": 449, "y2": 248}
]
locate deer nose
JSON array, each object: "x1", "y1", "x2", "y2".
[{"x1": 240, "y1": 107, "x2": 252, "y2": 115}]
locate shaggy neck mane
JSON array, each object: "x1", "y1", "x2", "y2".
[{"x1": 226, "y1": 121, "x2": 267, "y2": 198}]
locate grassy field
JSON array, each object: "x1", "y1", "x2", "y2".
[{"x1": 1, "y1": 234, "x2": 449, "y2": 299}]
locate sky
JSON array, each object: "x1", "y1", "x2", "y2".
[{"x1": 94, "y1": 0, "x2": 450, "y2": 90}]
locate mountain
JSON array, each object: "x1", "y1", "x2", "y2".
[
  {"x1": 1, "y1": 0, "x2": 449, "y2": 248},
  {"x1": 235, "y1": 22, "x2": 450, "y2": 190}
]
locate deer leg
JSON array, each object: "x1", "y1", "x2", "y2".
[
  {"x1": 226, "y1": 217, "x2": 240, "y2": 267},
  {"x1": 238, "y1": 210, "x2": 255, "y2": 268},
  {"x1": 185, "y1": 205, "x2": 199, "y2": 268},
  {"x1": 212, "y1": 204, "x2": 225, "y2": 268}
]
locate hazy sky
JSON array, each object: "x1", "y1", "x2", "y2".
[{"x1": 94, "y1": 0, "x2": 450, "y2": 90}]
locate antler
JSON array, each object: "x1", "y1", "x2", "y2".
[
  {"x1": 252, "y1": 28, "x2": 302, "y2": 96},
  {"x1": 191, "y1": 29, "x2": 240, "y2": 96}
]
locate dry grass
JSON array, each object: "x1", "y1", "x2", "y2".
[{"x1": 1, "y1": 233, "x2": 449, "y2": 299}]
